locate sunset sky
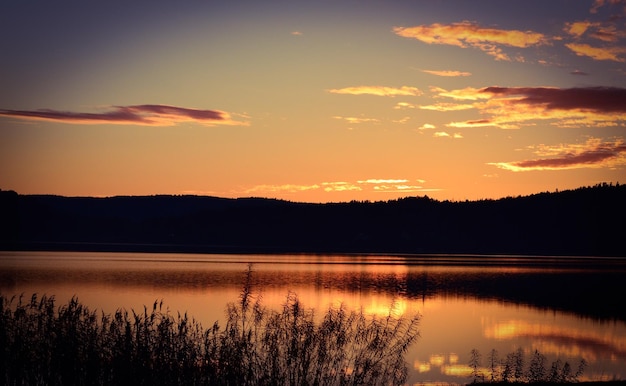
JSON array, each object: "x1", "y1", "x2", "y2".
[{"x1": 1, "y1": 0, "x2": 625, "y2": 202}]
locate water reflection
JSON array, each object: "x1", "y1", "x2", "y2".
[{"x1": 1, "y1": 251, "x2": 625, "y2": 383}]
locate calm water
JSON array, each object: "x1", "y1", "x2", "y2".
[{"x1": 1, "y1": 251, "x2": 625, "y2": 384}]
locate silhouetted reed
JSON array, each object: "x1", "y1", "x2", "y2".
[{"x1": 0, "y1": 279, "x2": 420, "y2": 385}]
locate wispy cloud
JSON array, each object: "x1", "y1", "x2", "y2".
[
  {"x1": 322, "y1": 179, "x2": 430, "y2": 193},
  {"x1": 394, "y1": 21, "x2": 548, "y2": 61},
  {"x1": 327, "y1": 86, "x2": 422, "y2": 97},
  {"x1": 433, "y1": 131, "x2": 463, "y2": 139},
  {"x1": 565, "y1": 21, "x2": 597, "y2": 38},
  {"x1": 0, "y1": 104, "x2": 247, "y2": 126},
  {"x1": 420, "y1": 69, "x2": 472, "y2": 77},
  {"x1": 417, "y1": 123, "x2": 436, "y2": 130},
  {"x1": 488, "y1": 137, "x2": 626, "y2": 171},
  {"x1": 570, "y1": 69, "x2": 590, "y2": 76},
  {"x1": 418, "y1": 102, "x2": 475, "y2": 111},
  {"x1": 565, "y1": 21, "x2": 625, "y2": 42},
  {"x1": 242, "y1": 179, "x2": 436, "y2": 197},
  {"x1": 333, "y1": 116, "x2": 379, "y2": 124},
  {"x1": 565, "y1": 42, "x2": 626, "y2": 62},
  {"x1": 430, "y1": 86, "x2": 492, "y2": 101},
  {"x1": 482, "y1": 86, "x2": 626, "y2": 112},
  {"x1": 563, "y1": 12, "x2": 626, "y2": 62},
  {"x1": 321, "y1": 182, "x2": 362, "y2": 192},
  {"x1": 357, "y1": 179, "x2": 409, "y2": 184},
  {"x1": 394, "y1": 102, "x2": 417, "y2": 110},
  {"x1": 244, "y1": 184, "x2": 320, "y2": 194},
  {"x1": 359, "y1": 178, "x2": 431, "y2": 193},
  {"x1": 436, "y1": 86, "x2": 626, "y2": 129},
  {"x1": 590, "y1": 0, "x2": 626, "y2": 15}
]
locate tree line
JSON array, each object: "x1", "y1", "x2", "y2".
[{"x1": 1, "y1": 183, "x2": 624, "y2": 256}]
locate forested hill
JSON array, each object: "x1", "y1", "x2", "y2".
[{"x1": 1, "y1": 183, "x2": 624, "y2": 256}]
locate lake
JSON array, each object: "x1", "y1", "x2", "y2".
[{"x1": 1, "y1": 251, "x2": 625, "y2": 384}]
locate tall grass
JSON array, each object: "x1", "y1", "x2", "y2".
[{"x1": 0, "y1": 272, "x2": 420, "y2": 385}]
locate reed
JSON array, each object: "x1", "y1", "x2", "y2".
[{"x1": 0, "y1": 285, "x2": 420, "y2": 385}]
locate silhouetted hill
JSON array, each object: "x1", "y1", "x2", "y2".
[{"x1": 1, "y1": 183, "x2": 624, "y2": 256}]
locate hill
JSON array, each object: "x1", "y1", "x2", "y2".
[{"x1": 1, "y1": 183, "x2": 624, "y2": 256}]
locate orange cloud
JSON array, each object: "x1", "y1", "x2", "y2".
[
  {"x1": 570, "y1": 69, "x2": 590, "y2": 76},
  {"x1": 482, "y1": 86, "x2": 626, "y2": 112},
  {"x1": 393, "y1": 102, "x2": 417, "y2": 110},
  {"x1": 565, "y1": 21, "x2": 596, "y2": 38},
  {"x1": 590, "y1": 0, "x2": 626, "y2": 14},
  {"x1": 243, "y1": 179, "x2": 435, "y2": 196},
  {"x1": 321, "y1": 182, "x2": 362, "y2": 192},
  {"x1": 430, "y1": 86, "x2": 491, "y2": 101},
  {"x1": 433, "y1": 131, "x2": 463, "y2": 139},
  {"x1": 417, "y1": 123, "x2": 436, "y2": 130},
  {"x1": 565, "y1": 42, "x2": 626, "y2": 62},
  {"x1": 420, "y1": 69, "x2": 471, "y2": 77},
  {"x1": 419, "y1": 102, "x2": 475, "y2": 111},
  {"x1": 244, "y1": 184, "x2": 321, "y2": 194},
  {"x1": 438, "y1": 86, "x2": 626, "y2": 129},
  {"x1": 333, "y1": 116, "x2": 379, "y2": 124},
  {"x1": 357, "y1": 179, "x2": 408, "y2": 184},
  {"x1": 0, "y1": 104, "x2": 246, "y2": 126},
  {"x1": 394, "y1": 21, "x2": 547, "y2": 61},
  {"x1": 327, "y1": 86, "x2": 422, "y2": 97},
  {"x1": 488, "y1": 138, "x2": 626, "y2": 171},
  {"x1": 591, "y1": 25, "x2": 625, "y2": 42}
]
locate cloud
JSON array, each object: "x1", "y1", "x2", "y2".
[
  {"x1": 244, "y1": 184, "x2": 320, "y2": 194},
  {"x1": 481, "y1": 86, "x2": 626, "y2": 112},
  {"x1": 357, "y1": 179, "x2": 408, "y2": 184},
  {"x1": 394, "y1": 102, "x2": 417, "y2": 110},
  {"x1": 327, "y1": 86, "x2": 422, "y2": 97},
  {"x1": 420, "y1": 69, "x2": 471, "y2": 77},
  {"x1": 418, "y1": 123, "x2": 436, "y2": 130},
  {"x1": 418, "y1": 102, "x2": 475, "y2": 111},
  {"x1": 0, "y1": 104, "x2": 246, "y2": 126},
  {"x1": 488, "y1": 138, "x2": 626, "y2": 171},
  {"x1": 321, "y1": 182, "x2": 362, "y2": 192},
  {"x1": 430, "y1": 86, "x2": 492, "y2": 101},
  {"x1": 563, "y1": 14, "x2": 626, "y2": 62},
  {"x1": 570, "y1": 69, "x2": 590, "y2": 76},
  {"x1": 590, "y1": 25, "x2": 626, "y2": 42},
  {"x1": 242, "y1": 178, "x2": 436, "y2": 196},
  {"x1": 372, "y1": 184, "x2": 429, "y2": 192},
  {"x1": 433, "y1": 131, "x2": 463, "y2": 139},
  {"x1": 394, "y1": 21, "x2": 548, "y2": 61},
  {"x1": 392, "y1": 116, "x2": 411, "y2": 124},
  {"x1": 565, "y1": 21, "x2": 596, "y2": 38},
  {"x1": 359, "y1": 179, "x2": 432, "y2": 193},
  {"x1": 565, "y1": 42, "x2": 626, "y2": 62},
  {"x1": 333, "y1": 116, "x2": 379, "y2": 124},
  {"x1": 590, "y1": 0, "x2": 626, "y2": 14},
  {"x1": 291, "y1": 31, "x2": 303, "y2": 36},
  {"x1": 437, "y1": 86, "x2": 626, "y2": 129}
]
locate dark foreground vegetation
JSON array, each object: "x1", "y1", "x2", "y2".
[
  {"x1": 0, "y1": 283, "x2": 420, "y2": 385},
  {"x1": 1, "y1": 183, "x2": 625, "y2": 256}
]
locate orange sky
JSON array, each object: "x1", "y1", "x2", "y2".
[{"x1": 1, "y1": 0, "x2": 625, "y2": 202}]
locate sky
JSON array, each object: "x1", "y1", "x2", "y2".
[{"x1": 1, "y1": 0, "x2": 625, "y2": 202}]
